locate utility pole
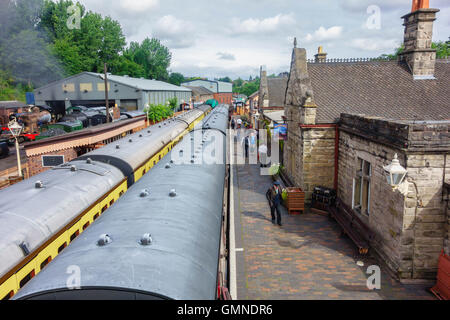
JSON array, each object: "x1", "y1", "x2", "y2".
[{"x1": 104, "y1": 62, "x2": 110, "y2": 123}]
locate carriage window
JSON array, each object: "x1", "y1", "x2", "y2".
[
  {"x1": 58, "y1": 243, "x2": 67, "y2": 253},
  {"x1": 70, "y1": 230, "x2": 80, "y2": 242},
  {"x1": 40, "y1": 256, "x2": 52, "y2": 270}
]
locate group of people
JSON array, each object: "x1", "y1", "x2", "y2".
[{"x1": 231, "y1": 117, "x2": 283, "y2": 227}]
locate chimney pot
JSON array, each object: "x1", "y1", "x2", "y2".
[
  {"x1": 315, "y1": 46, "x2": 327, "y2": 63},
  {"x1": 400, "y1": 1, "x2": 439, "y2": 78},
  {"x1": 412, "y1": 0, "x2": 429, "y2": 12}
]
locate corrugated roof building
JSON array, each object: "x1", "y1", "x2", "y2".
[{"x1": 34, "y1": 72, "x2": 192, "y2": 115}]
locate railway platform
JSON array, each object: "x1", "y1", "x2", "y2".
[{"x1": 229, "y1": 135, "x2": 435, "y2": 300}]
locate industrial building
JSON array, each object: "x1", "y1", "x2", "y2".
[
  {"x1": 181, "y1": 79, "x2": 233, "y2": 105},
  {"x1": 34, "y1": 72, "x2": 192, "y2": 115}
]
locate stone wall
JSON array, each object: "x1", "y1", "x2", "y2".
[
  {"x1": 445, "y1": 182, "x2": 450, "y2": 255},
  {"x1": 404, "y1": 154, "x2": 447, "y2": 279},
  {"x1": 302, "y1": 127, "x2": 335, "y2": 200},
  {"x1": 339, "y1": 114, "x2": 449, "y2": 279},
  {"x1": 401, "y1": 8, "x2": 439, "y2": 76},
  {"x1": 338, "y1": 130, "x2": 407, "y2": 277}
]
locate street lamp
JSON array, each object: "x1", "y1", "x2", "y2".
[
  {"x1": 383, "y1": 154, "x2": 407, "y2": 189},
  {"x1": 8, "y1": 119, "x2": 23, "y2": 178}
]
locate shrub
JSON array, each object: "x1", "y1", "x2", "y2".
[{"x1": 144, "y1": 104, "x2": 173, "y2": 122}]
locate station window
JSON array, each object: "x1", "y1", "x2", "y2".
[
  {"x1": 19, "y1": 270, "x2": 35, "y2": 288},
  {"x1": 40, "y1": 256, "x2": 52, "y2": 270},
  {"x1": 58, "y1": 243, "x2": 67, "y2": 253}
]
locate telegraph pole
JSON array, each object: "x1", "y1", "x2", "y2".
[{"x1": 104, "y1": 62, "x2": 110, "y2": 123}]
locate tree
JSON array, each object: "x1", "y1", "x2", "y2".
[
  {"x1": 125, "y1": 38, "x2": 171, "y2": 81},
  {"x1": 168, "y1": 72, "x2": 185, "y2": 86},
  {"x1": 233, "y1": 78, "x2": 260, "y2": 96},
  {"x1": 218, "y1": 77, "x2": 232, "y2": 83},
  {"x1": 379, "y1": 41, "x2": 449, "y2": 60},
  {"x1": 233, "y1": 77, "x2": 244, "y2": 88},
  {"x1": 432, "y1": 41, "x2": 449, "y2": 59}
]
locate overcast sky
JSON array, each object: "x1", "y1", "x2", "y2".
[{"x1": 76, "y1": 0, "x2": 450, "y2": 80}]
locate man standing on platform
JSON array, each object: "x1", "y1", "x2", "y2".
[{"x1": 266, "y1": 181, "x2": 283, "y2": 226}]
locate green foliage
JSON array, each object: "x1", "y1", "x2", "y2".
[
  {"x1": 234, "y1": 78, "x2": 260, "y2": 96},
  {"x1": 233, "y1": 78, "x2": 244, "y2": 88},
  {"x1": 184, "y1": 76, "x2": 206, "y2": 82},
  {"x1": 379, "y1": 41, "x2": 449, "y2": 60},
  {"x1": 0, "y1": 69, "x2": 32, "y2": 101},
  {"x1": 218, "y1": 77, "x2": 232, "y2": 83},
  {"x1": 168, "y1": 72, "x2": 185, "y2": 86},
  {"x1": 144, "y1": 104, "x2": 174, "y2": 122},
  {"x1": 432, "y1": 41, "x2": 449, "y2": 59},
  {"x1": 124, "y1": 38, "x2": 171, "y2": 81},
  {"x1": 0, "y1": 0, "x2": 174, "y2": 92},
  {"x1": 40, "y1": 1, "x2": 127, "y2": 74},
  {"x1": 168, "y1": 97, "x2": 178, "y2": 111},
  {"x1": 0, "y1": 0, "x2": 65, "y2": 87}
]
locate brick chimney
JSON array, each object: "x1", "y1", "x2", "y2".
[
  {"x1": 400, "y1": 0, "x2": 440, "y2": 79},
  {"x1": 314, "y1": 46, "x2": 327, "y2": 63}
]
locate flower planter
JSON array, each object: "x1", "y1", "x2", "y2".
[
  {"x1": 431, "y1": 250, "x2": 450, "y2": 300},
  {"x1": 286, "y1": 187, "x2": 305, "y2": 215}
]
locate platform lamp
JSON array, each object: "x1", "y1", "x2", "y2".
[
  {"x1": 383, "y1": 154, "x2": 407, "y2": 190},
  {"x1": 8, "y1": 119, "x2": 23, "y2": 178}
]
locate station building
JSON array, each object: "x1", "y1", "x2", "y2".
[
  {"x1": 181, "y1": 79, "x2": 233, "y2": 105},
  {"x1": 34, "y1": 72, "x2": 192, "y2": 115},
  {"x1": 269, "y1": 2, "x2": 450, "y2": 280}
]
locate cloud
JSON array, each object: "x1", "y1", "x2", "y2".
[
  {"x1": 117, "y1": 0, "x2": 159, "y2": 12},
  {"x1": 152, "y1": 15, "x2": 196, "y2": 49},
  {"x1": 304, "y1": 26, "x2": 343, "y2": 42},
  {"x1": 217, "y1": 52, "x2": 236, "y2": 60},
  {"x1": 229, "y1": 13, "x2": 296, "y2": 35},
  {"x1": 349, "y1": 38, "x2": 401, "y2": 51},
  {"x1": 340, "y1": 0, "x2": 408, "y2": 12}
]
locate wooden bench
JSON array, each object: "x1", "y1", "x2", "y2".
[{"x1": 328, "y1": 198, "x2": 375, "y2": 255}]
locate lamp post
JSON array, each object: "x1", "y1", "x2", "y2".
[
  {"x1": 383, "y1": 154, "x2": 407, "y2": 190},
  {"x1": 8, "y1": 119, "x2": 23, "y2": 178},
  {"x1": 104, "y1": 63, "x2": 110, "y2": 123}
]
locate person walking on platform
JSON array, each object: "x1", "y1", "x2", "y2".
[
  {"x1": 244, "y1": 136, "x2": 249, "y2": 159},
  {"x1": 231, "y1": 118, "x2": 235, "y2": 130},
  {"x1": 266, "y1": 181, "x2": 283, "y2": 226}
]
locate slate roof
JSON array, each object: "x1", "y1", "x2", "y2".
[
  {"x1": 183, "y1": 86, "x2": 214, "y2": 96},
  {"x1": 267, "y1": 78, "x2": 288, "y2": 107},
  {"x1": 0, "y1": 101, "x2": 27, "y2": 109},
  {"x1": 308, "y1": 60, "x2": 450, "y2": 124},
  {"x1": 264, "y1": 110, "x2": 285, "y2": 123},
  {"x1": 86, "y1": 73, "x2": 191, "y2": 92}
]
